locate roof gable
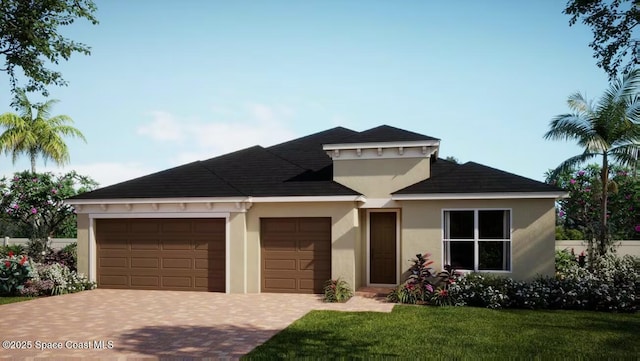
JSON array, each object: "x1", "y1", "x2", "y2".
[{"x1": 337, "y1": 125, "x2": 439, "y2": 143}]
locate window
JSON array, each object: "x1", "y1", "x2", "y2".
[{"x1": 443, "y1": 209, "x2": 511, "y2": 271}]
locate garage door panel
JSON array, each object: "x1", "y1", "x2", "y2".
[
  {"x1": 162, "y1": 276, "x2": 192, "y2": 288},
  {"x1": 130, "y1": 257, "x2": 158, "y2": 268},
  {"x1": 298, "y1": 218, "x2": 331, "y2": 232},
  {"x1": 162, "y1": 258, "x2": 192, "y2": 269},
  {"x1": 130, "y1": 240, "x2": 160, "y2": 250},
  {"x1": 162, "y1": 240, "x2": 192, "y2": 250},
  {"x1": 161, "y1": 221, "x2": 191, "y2": 233},
  {"x1": 131, "y1": 275, "x2": 160, "y2": 287},
  {"x1": 261, "y1": 217, "x2": 331, "y2": 294},
  {"x1": 130, "y1": 221, "x2": 160, "y2": 233},
  {"x1": 264, "y1": 259, "x2": 297, "y2": 270},
  {"x1": 97, "y1": 218, "x2": 225, "y2": 292},
  {"x1": 99, "y1": 240, "x2": 128, "y2": 250},
  {"x1": 100, "y1": 257, "x2": 127, "y2": 268}
]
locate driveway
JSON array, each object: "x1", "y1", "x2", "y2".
[{"x1": 0, "y1": 289, "x2": 393, "y2": 360}]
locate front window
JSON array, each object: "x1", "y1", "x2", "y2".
[{"x1": 443, "y1": 209, "x2": 511, "y2": 271}]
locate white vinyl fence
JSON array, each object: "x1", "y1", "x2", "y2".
[
  {"x1": 556, "y1": 240, "x2": 640, "y2": 258},
  {"x1": 2, "y1": 237, "x2": 76, "y2": 250}
]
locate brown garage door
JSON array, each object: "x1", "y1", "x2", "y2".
[
  {"x1": 261, "y1": 217, "x2": 331, "y2": 293},
  {"x1": 96, "y1": 218, "x2": 225, "y2": 292}
]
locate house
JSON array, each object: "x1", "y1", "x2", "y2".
[{"x1": 67, "y1": 125, "x2": 566, "y2": 293}]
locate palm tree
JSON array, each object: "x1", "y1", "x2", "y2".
[
  {"x1": 545, "y1": 69, "x2": 640, "y2": 257},
  {"x1": 0, "y1": 90, "x2": 86, "y2": 173}
]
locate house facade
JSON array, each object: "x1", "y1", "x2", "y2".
[{"x1": 68, "y1": 125, "x2": 566, "y2": 293}]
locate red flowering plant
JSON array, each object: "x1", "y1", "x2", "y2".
[
  {"x1": 388, "y1": 253, "x2": 437, "y2": 305},
  {"x1": 0, "y1": 171, "x2": 97, "y2": 261},
  {"x1": 323, "y1": 277, "x2": 353, "y2": 303},
  {"x1": 0, "y1": 251, "x2": 33, "y2": 295},
  {"x1": 430, "y1": 264, "x2": 460, "y2": 306}
]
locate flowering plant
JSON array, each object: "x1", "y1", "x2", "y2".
[{"x1": 0, "y1": 251, "x2": 33, "y2": 295}]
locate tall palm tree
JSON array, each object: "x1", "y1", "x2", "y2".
[
  {"x1": 545, "y1": 69, "x2": 640, "y2": 257},
  {"x1": 0, "y1": 90, "x2": 86, "y2": 173}
]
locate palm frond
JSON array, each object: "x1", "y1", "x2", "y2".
[
  {"x1": 609, "y1": 143, "x2": 640, "y2": 167},
  {"x1": 549, "y1": 151, "x2": 599, "y2": 180},
  {"x1": 544, "y1": 113, "x2": 594, "y2": 141}
]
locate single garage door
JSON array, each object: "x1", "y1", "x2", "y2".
[
  {"x1": 96, "y1": 218, "x2": 225, "y2": 292},
  {"x1": 261, "y1": 217, "x2": 331, "y2": 293}
]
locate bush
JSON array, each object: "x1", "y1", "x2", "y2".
[
  {"x1": 388, "y1": 254, "x2": 460, "y2": 306},
  {"x1": 0, "y1": 252, "x2": 33, "y2": 295},
  {"x1": 323, "y1": 278, "x2": 353, "y2": 303},
  {"x1": 448, "y1": 253, "x2": 639, "y2": 312},
  {"x1": 0, "y1": 244, "x2": 26, "y2": 258},
  {"x1": 37, "y1": 263, "x2": 95, "y2": 295},
  {"x1": 43, "y1": 243, "x2": 77, "y2": 271}
]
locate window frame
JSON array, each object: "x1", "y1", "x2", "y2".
[{"x1": 441, "y1": 208, "x2": 512, "y2": 273}]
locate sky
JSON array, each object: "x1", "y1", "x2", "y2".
[{"x1": 0, "y1": 1, "x2": 613, "y2": 188}]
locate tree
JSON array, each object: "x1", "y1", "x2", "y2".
[
  {"x1": 0, "y1": 89, "x2": 86, "y2": 173},
  {"x1": 548, "y1": 164, "x2": 640, "y2": 242},
  {"x1": 0, "y1": 170, "x2": 98, "y2": 260},
  {"x1": 544, "y1": 69, "x2": 640, "y2": 256},
  {"x1": 0, "y1": 0, "x2": 98, "y2": 97},
  {"x1": 564, "y1": 0, "x2": 639, "y2": 80}
]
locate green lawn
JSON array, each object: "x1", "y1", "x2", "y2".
[
  {"x1": 0, "y1": 297, "x2": 34, "y2": 305},
  {"x1": 244, "y1": 305, "x2": 640, "y2": 360}
]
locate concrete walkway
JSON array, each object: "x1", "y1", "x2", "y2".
[{"x1": 0, "y1": 289, "x2": 394, "y2": 360}]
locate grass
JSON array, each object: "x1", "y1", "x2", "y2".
[
  {"x1": 244, "y1": 305, "x2": 640, "y2": 360},
  {"x1": 0, "y1": 297, "x2": 35, "y2": 305}
]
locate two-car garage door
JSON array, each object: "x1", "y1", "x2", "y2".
[{"x1": 96, "y1": 218, "x2": 225, "y2": 292}]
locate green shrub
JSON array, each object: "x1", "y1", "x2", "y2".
[
  {"x1": 323, "y1": 278, "x2": 353, "y2": 303},
  {"x1": 37, "y1": 263, "x2": 95, "y2": 295},
  {"x1": 449, "y1": 253, "x2": 639, "y2": 312},
  {"x1": 44, "y1": 243, "x2": 77, "y2": 271}
]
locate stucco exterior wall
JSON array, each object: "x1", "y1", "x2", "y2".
[
  {"x1": 333, "y1": 158, "x2": 430, "y2": 197},
  {"x1": 228, "y1": 212, "x2": 246, "y2": 293},
  {"x1": 400, "y1": 198, "x2": 556, "y2": 281},
  {"x1": 245, "y1": 202, "x2": 360, "y2": 293},
  {"x1": 76, "y1": 213, "x2": 90, "y2": 277}
]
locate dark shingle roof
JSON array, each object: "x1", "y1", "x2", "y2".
[
  {"x1": 394, "y1": 160, "x2": 563, "y2": 194},
  {"x1": 336, "y1": 125, "x2": 439, "y2": 143},
  {"x1": 71, "y1": 125, "x2": 558, "y2": 200},
  {"x1": 71, "y1": 127, "x2": 361, "y2": 200}
]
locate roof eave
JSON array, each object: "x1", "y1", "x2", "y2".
[{"x1": 392, "y1": 191, "x2": 569, "y2": 200}]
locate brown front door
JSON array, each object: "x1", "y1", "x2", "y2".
[
  {"x1": 369, "y1": 212, "x2": 397, "y2": 284},
  {"x1": 96, "y1": 218, "x2": 225, "y2": 292}
]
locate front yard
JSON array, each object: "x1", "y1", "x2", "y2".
[
  {"x1": 245, "y1": 306, "x2": 639, "y2": 359},
  {"x1": 0, "y1": 297, "x2": 34, "y2": 305}
]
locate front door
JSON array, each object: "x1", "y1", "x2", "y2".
[{"x1": 369, "y1": 212, "x2": 397, "y2": 284}]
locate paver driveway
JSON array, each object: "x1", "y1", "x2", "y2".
[{"x1": 0, "y1": 289, "x2": 393, "y2": 360}]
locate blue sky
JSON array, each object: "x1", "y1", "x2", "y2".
[{"x1": 0, "y1": 1, "x2": 611, "y2": 187}]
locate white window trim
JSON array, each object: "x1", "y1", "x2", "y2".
[
  {"x1": 88, "y1": 212, "x2": 231, "y2": 293},
  {"x1": 366, "y1": 209, "x2": 401, "y2": 287},
  {"x1": 441, "y1": 208, "x2": 513, "y2": 273}
]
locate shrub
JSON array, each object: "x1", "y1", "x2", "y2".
[
  {"x1": 0, "y1": 252, "x2": 33, "y2": 295},
  {"x1": 38, "y1": 263, "x2": 95, "y2": 295},
  {"x1": 449, "y1": 253, "x2": 639, "y2": 312},
  {"x1": 323, "y1": 278, "x2": 353, "y2": 303},
  {"x1": 43, "y1": 244, "x2": 77, "y2": 271},
  {"x1": 388, "y1": 253, "x2": 437, "y2": 304},
  {"x1": 0, "y1": 244, "x2": 26, "y2": 258}
]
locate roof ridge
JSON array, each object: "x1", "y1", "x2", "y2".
[{"x1": 197, "y1": 156, "x2": 250, "y2": 197}]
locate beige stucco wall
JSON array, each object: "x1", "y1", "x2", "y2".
[
  {"x1": 333, "y1": 158, "x2": 430, "y2": 197},
  {"x1": 244, "y1": 202, "x2": 360, "y2": 292},
  {"x1": 76, "y1": 213, "x2": 90, "y2": 277},
  {"x1": 400, "y1": 198, "x2": 556, "y2": 281},
  {"x1": 228, "y1": 212, "x2": 246, "y2": 293}
]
